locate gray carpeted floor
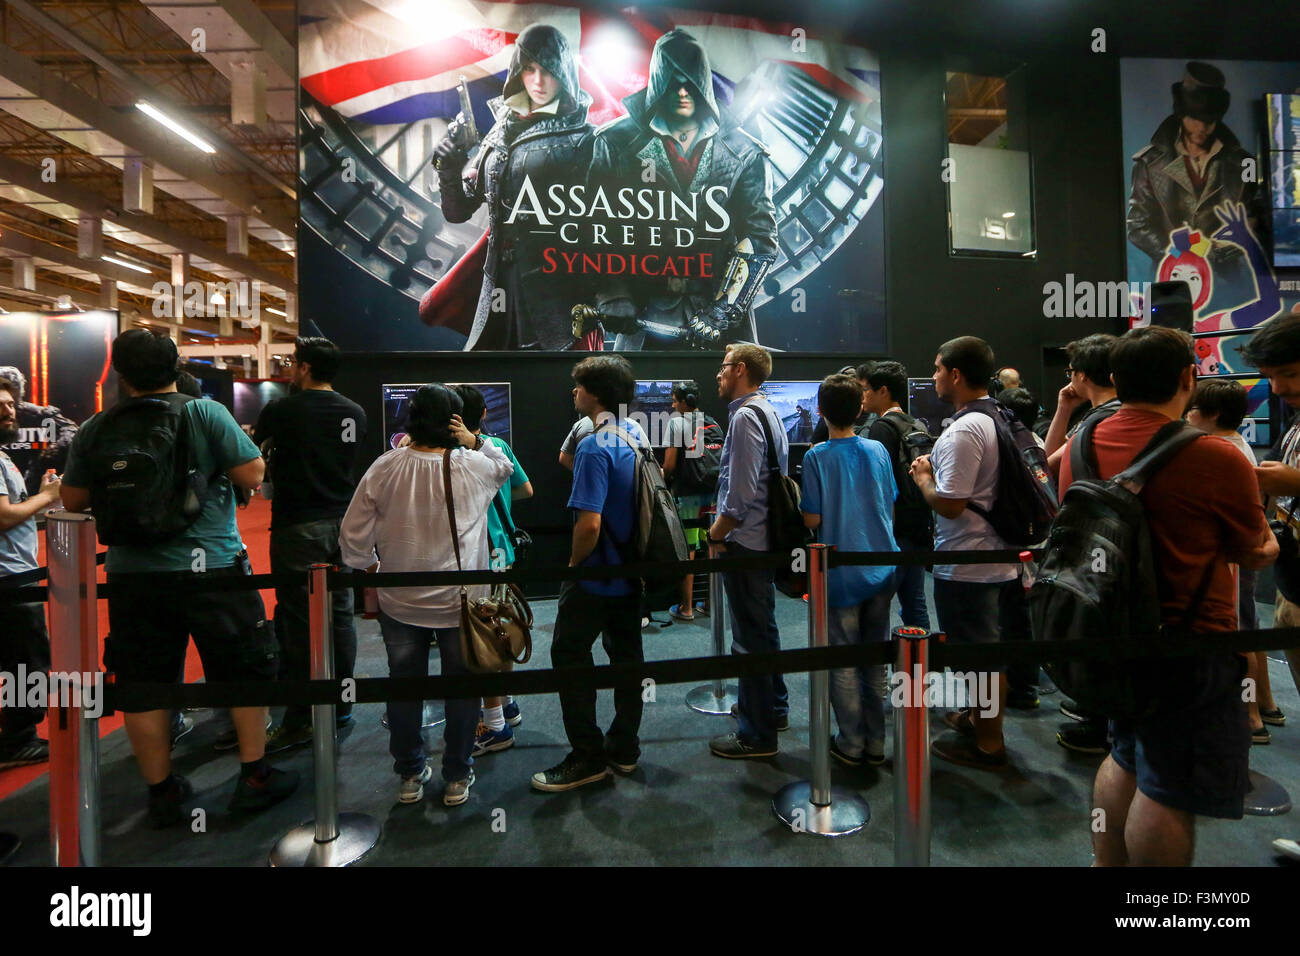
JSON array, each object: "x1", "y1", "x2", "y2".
[{"x1": 2, "y1": 584, "x2": 1297, "y2": 867}]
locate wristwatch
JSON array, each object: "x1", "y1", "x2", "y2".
[
  {"x1": 707, "y1": 535, "x2": 727, "y2": 545},
  {"x1": 472, "y1": 435, "x2": 485, "y2": 451}
]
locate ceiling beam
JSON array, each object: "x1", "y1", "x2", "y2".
[
  {"x1": 212, "y1": 0, "x2": 296, "y2": 81},
  {"x1": 0, "y1": 154, "x2": 291, "y2": 289},
  {"x1": 4, "y1": 0, "x2": 294, "y2": 200},
  {"x1": 0, "y1": 230, "x2": 163, "y2": 285},
  {"x1": 0, "y1": 40, "x2": 295, "y2": 235}
]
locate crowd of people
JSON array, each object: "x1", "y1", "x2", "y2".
[{"x1": 2, "y1": 316, "x2": 1299, "y2": 867}]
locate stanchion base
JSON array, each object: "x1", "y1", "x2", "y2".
[
  {"x1": 686, "y1": 685, "x2": 738, "y2": 715},
  {"x1": 772, "y1": 781, "x2": 869, "y2": 837},
  {"x1": 269, "y1": 813, "x2": 381, "y2": 867},
  {"x1": 1244, "y1": 770, "x2": 1292, "y2": 816},
  {"x1": 381, "y1": 704, "x2": 445, "y2": 730}
]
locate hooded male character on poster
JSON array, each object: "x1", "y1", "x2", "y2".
[
  {"x1": 432, "y1": 24, "x2": 597, "y2": 351},
  {"x1": 1126, "y1": 61, "x2": 1270, "y2": 282},
  {"x1": 573, "y1": 28, "x2": 779, "y2": 351}
]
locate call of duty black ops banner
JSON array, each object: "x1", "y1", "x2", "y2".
[{"x1": 299, "y1": 0, "x2": 885, "y2": 352}]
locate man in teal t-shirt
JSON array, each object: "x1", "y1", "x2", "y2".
[{"x1": 60, "y1": 330, "x2": 298, "y2": 827}]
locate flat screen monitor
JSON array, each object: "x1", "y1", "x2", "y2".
[
  {"x1": 232, "y1": 379, "x2": 290, "y2": 427},
  {"x1": 381, "y1": 382, "x2": 512, "y2": 451},
  {"x1": 1266, "y1": 93, "x2": 1300, "y2": 268},
  {"x1": 907, "y1": 378, "x2": 956, "y2": 438},
  {"x1": 762, "y1": 380, "x2": 822, "y2": 445}
]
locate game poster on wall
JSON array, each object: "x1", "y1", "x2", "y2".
[
  {"x1": 1121, "y1": 59, "x2": 1300, "y2": 367},
  {"x1": 299, "y1": 0, "x2": 885, "y2": 353},
  {"x1": 0, "y1": 310, "x2": 116, "y2": 494}
]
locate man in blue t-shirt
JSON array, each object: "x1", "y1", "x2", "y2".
[
  {"x1": 800, "y1": 374, "x2": 899, "y2": 766},
  {"x1": 532, "y1": 355, "x2": 645, "y2": 793},
  {"x1": 61, "y1": 331, "x2": 298, "y2": 827},
  {"x1": 0, "y1": 378, "x2": 62, "y2": 769}
]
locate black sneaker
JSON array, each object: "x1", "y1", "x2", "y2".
[
  {"x1": 228, "y1": 766, "x2": 300, "y2": 813},
  {"x1": 0, "y1": 738, "x2": 49, "y2": 770},
  {"x1": 708, "y1": 732, "x2": 777, "y2": 759},
  {"x1": 531, "y1": 753, "x2": 611, "y2": 792},
  {"x1": 729, "y1": 704, "x2": 790, "y2": 732},
  {"x1": 265, "y1": 723, "x2": 314, "y2": 755},
  {"x1": 1057, "y1": 721, "x2": 1110, "y2": 755},
  {"x1": 829, "y1": 737, "x2": 863, "y2": 767},
  {"x1": 148, "y1": 775, "x2": 194, "y2": 829},
  {"x1": 170, "y1": 714, "x2": 195, "y2": 748},
  {"x1": 1059, "y1": 699, "x2": 1089, "y2": 722},
  {"x1": 1252, "y1": 726, "x2": 1271, "y2": 745},
  {"x1": 213, "y1": 715, "x2": 271, "y2": 752},
  {"x1": 0, "y1": 831, "x2": 18, "y2": 865}
]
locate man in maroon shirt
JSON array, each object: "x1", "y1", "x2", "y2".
[{"x1": 1058, "y1": 326, "x2": 1276, "y2": 866}]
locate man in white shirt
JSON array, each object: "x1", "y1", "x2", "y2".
[{"x1": 909, "y1": 336, "x2": 1015, "y2": 768}]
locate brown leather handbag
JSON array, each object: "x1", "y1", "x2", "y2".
[{"x1": 443, "y1": 449, "x2": 533, "y2": 673}]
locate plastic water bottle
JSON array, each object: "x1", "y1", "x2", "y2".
[{"x1": 1019, "y1": 550, "x2": 1038, "y2": 591}]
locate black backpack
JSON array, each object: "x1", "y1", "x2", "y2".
[
  {"x1": 673, "y1": 413, "x2": 724, "y2": 496},
  {"x1": 753, "y1": 405, "x2": 813, "y2": 598},
  {"x1": 1027, "y1": 416, "x2": 1213, "y2": 720},
  {"x1": 954, "y1": 398, "x2": 1058, "y2": 546},
  {"x1": 876, "y1": 410, "x2": 935, "y2": 544},
  {"x1": 596, "y1": 423, "x2": 690, "y2": 611},
  {"x1": 85, "y1": 393, "x2": 210, "y2": 547}
]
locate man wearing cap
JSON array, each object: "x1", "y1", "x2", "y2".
[{"x1": 1127, "y1": 61, "x2": 1269, "y2": 268}]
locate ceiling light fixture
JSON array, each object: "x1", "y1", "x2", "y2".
[
  {"x1": 101, "y1": 255, "x2": 152, "y2": 275},
  {"x1": 265, "y1": 307, "x2": 286, "y2": 317},
  {"x1": 136, "y1": 101, "x2": 216, "y2": 154}
]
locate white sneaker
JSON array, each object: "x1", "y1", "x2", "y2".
[
  {"x1": 443, "y1": 771, "x2": 476, "y2": 807},
  {"x1": 398, "y1": 764, "x2": 433, "y2": 804},
  {"x1": 1274, "y1": 838, "x2": 1300, "y2": 862}
]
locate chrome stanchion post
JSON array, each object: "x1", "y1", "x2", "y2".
[
  {"x1": 271, "y1": 564, "x2": 379, "y2": 866},
  {"x1": 686, "y1": 553, "x2": 737, "y2": 714},
  {"x1": 46, "y1": 512, "x2": 100, "y2": 867},
  {"x1": 893, "y1": 626, "x2": 931, "y2": 866},
  {"x1": 773, "y1": 544, "x2": 869, "y2": 836}
]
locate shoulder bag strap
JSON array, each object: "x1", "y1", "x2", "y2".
[
  {"x1": 491, "y1": 491, "x2": 518, "y2": 536},
  {"x1": 748, "y1": 400, "x2": 781, "y2": 476},
  {"x1": 443, "y1": 449, "x2": 463, "y2": 579}
]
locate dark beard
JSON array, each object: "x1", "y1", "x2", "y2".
[{"x1": 0, "y1": 423, "x2": 17, "y2": 443}]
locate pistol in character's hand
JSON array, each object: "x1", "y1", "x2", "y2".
[{"x1": 433, "y1": 136, "x2": 467, "y2": 172}]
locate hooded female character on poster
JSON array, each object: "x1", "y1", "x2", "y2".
[{"x1": 431, "y1": 24, "x2": 598, "y2": 351}]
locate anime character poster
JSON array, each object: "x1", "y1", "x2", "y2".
[{"x1": 299, "y1": 0, "x2": 885, "y2": 352}]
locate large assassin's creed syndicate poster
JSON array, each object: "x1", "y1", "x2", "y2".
[{"x1": 299, "y1": 1, "x2": 885, "y2": 352}]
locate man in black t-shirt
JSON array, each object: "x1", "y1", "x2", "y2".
[
  {"x1": 861, "y1": 360, "x2": 932, "y2": 631},
  {"x1": 253, "y1": 337, "x2": 367, "y2": 751}
]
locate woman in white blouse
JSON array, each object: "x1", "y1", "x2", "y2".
[{"x1": 339, "y1": 384, "x2": 513, "y2": 806}]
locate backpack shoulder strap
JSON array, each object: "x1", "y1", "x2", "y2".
[
  {"x1": 1113, "y1": 421, "x2": 1203, "y2": 492},
  {"x1": 747, "y1": 400, "x2": 780, "y2": 473}
]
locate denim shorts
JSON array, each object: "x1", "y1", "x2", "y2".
[{"x1": 1109, "y1": 655, "x2": 1250, "y2": 819}]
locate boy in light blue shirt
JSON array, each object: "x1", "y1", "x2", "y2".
[{"x1": 800, "y1": 373, "x2": 898, "y2": 765}]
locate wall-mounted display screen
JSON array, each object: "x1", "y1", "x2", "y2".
[
  {"x1": 1266, "y1": 93, "x2": 1300, "y2": 268},
  {"x1": 762, "y1": 380, "x2": 822, "y2": 445},
  {"x1": 908, "y1": 378, "x2": 956, "y2": 438},
  {"x1": 382, "y1": 382, "x2": 512, "y2": 451},
  {"x1": 232, "y1": 380, "x2": 291, "y2": 427}
]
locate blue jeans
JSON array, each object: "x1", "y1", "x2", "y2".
[
  {"x1": 723, "y1": 542, "x2": 789, "y2": 746},
  {"x1": 829, "y1": 587, "x2": 894, "y2": 758},
  {"x1": 892, "y1": 549, "x2": 931, "y2": 632},
  {"x1": 378, "y1": 612, "x2": 475, "y2": 782}
]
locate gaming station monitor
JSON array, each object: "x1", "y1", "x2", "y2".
[
  {"x1": 763, "y1": 380, "x2": 823, "y2": 446},
  {"x1": 382, "y1": 382, "x2": 513, "y2": 451},
  {"x1": 232, "y1": 379, "x2": 291, "y2": 428},
  {"x1": 907, "y1": 378, "x2": 956, "y2": 438}
]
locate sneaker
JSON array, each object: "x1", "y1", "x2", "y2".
[
  {"x1": 170, "y1": 714, "x2": 195, "y2": 748},
  {"x1": 1057, "y1": 721, "x2": 1110, "y2": 755},
  {"x1": 605, "y1": 748, "x2": 638, "y2": 774},
  {"x1": 265, "y1": 722, "x2": 314, "y2": 755},
  {"x1": 1274, "y1": 838, "x2": 1300, "y2": 862},
  {"x1": 931, "y1": 731, "x2": 1007, "y2": 770},
  {"x1": 1006, "y1": 689, "x2": 1039, "y2": 710},
  {"x1": 729, "y1": 704, "x2": 790, "y2": 732},
  {"x1": 148, "y1": 775, "x2": 194, "y2": 828},
  {"x1": 503, "y1": 699, "x2": 522, "y2": 727},
  {"x1": 228, "y1": 766, "x2": 300, "y2": 813},
  {"x1": 864, "y1": 743, "x2": 886, "y2": 767},
  {"x1": 709, "y1": 732, "x2": 777, "y2": 759},
  {"x1": 829, "y1": 737, "x2": 863, "y2": 767},
  {"x1": 1261, "y1": 708, "x2": 1286, "y2": 727},
  {"x1": 472, "y1": 721, "x2": 515, "y2": 756},
  {"x1": 398, "y1": 764, "x2": 433, "y2": 804},
  {"x1": 1252, "y1": 726, "x2": 1271, "y2": 745},
  {"x1": 443, "y1": 771, "x2": 476, "y2": 807},
  {"x1": 0, "y1": 738, "x2": 49, "y2": 770},
  {"x1": 1059, "y1": 699, "x2": 1089, "y2": 722},
  {"x1": 640, "y1": 616, "x2": 651, "y2": 629},
  {"x1": 531, "y1": 753, "x2": 611, "y2": 792},
  {"x1": 213, "y1": 715, "x2": 270, "y2": 752},
  {"x1": 0, "y1": 831, "x2": 18, "y2": 865}
]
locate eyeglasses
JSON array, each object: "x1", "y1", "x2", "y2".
[
  {"x1": 1064, "y1": 367, "x2": 1077, "y2": 378},
  {"x1": 718, "y1": 362, "x2": 739, "y2": 374}
]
